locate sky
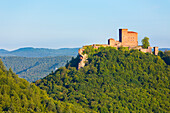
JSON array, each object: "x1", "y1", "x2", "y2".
[{"x1": 0, "y1": 0, "x2": 170, "y2": 50}]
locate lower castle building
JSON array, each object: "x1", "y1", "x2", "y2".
[{"x1": 78, "y1": 29, "x2": 159, "y2": 69}]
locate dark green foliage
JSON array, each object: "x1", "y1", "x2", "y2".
[
  {"x1": 66, "y1": 56, "x2": 80, "y2": 69},
  {"x1": 158, "y1": 50, "x2": 170, "y2": 65},
  {"x1": 0, "y1": 59, "x2": 94, "y2": 113},
  {"x1": 142, "y1": 37, "x2": 150, "y2": 49},
  {"x1": 35, "y1": 47, "x2": 170, "y2": 112},
  {"x1": 0, "y1": 56, "x2": 72, "y2": 82},
  {"x1": 0, "y1": 60, "x2": 6, "y2": 72}
]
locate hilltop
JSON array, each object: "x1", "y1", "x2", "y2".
[{"x1": 35, "y1": 47, "x2": 170, "y2": 112}]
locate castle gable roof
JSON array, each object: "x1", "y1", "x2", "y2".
[{"x1": 128, "y1": 31, "x2": 138, "y2": 34}]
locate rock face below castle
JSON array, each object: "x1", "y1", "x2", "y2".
[
  {"x1": 78, "y1": 28, "x2": 159, "y2": 69},
  {"x1": 78, "y1": 49, "x2": 88, "y2": 70}
]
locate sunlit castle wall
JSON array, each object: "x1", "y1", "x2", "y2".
[{"x1": 119, "y1": 29, "x2": 138, "y2": 47}]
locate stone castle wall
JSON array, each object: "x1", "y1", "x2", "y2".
[
  {"x1": 138, "y1": 46, "x2": 153, "y2": 54},
  {"x1": 119, "y1": 29, "x2": 138, "y2": 47},
  {"x1": 154, "y1": 47, "x2": 159, "y2": 55}
]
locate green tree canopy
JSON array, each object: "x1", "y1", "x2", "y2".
[
  {"x1": 142, "y1": 37, "x2": 150, "y2": 49},
  {"x1": 158, "y1": 50, "x2": 170, "y2": 65},
  {"x1": 35, "y1": 47, "x2": 170, "y2": 112},
  {"x1": 0, "y1": 59, "x2": 94, "y2": 113}
]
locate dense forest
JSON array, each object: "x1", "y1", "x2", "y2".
[
  {"x1": 0, "y1": 56, "x2": 72, "y2": 82},
  {"x1": 158, "y1": 50, "x2": 170, "y2": 65},
  {"x1": 0, "y1": 59, "x2": 95, "y2": 113},
  {"x1": 35, "y1": 47, "x2": 170, "y2": 112}
]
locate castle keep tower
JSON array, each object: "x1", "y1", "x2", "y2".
[{"x1": 119, "y1": 29, "x2": 138, "y2": 47}]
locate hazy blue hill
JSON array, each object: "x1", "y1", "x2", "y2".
[
  {"x1": 0, "y1": 49, "x2": 11, "y2": 56},
  {"x1": 0, "y1": 47, "x2": 79, "y2": 57},
  {"x1": 0, "y1": 49, "x2": 8, "y2": 53},
  {"x1": 159, "y1": 48, "x2": 170, "y2": 51},
  {"x1": 0, "y1": 47, "x2": 80, "y2": 82},
  {"x1": 0, "y1": 56, "x2": 72, "y2": 82}
]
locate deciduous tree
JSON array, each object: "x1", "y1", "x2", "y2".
[{"x1": 142, "y1": 37, "x2": 150, "y2": 49}]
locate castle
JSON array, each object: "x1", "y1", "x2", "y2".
[{"x1": 78, "y1": 29, "x2": 159, "y2": 69}]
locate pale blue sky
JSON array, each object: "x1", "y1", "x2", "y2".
[{"x1": 0, "y1": 0, "x2": 169, "y2": 50}]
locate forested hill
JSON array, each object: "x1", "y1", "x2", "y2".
[
  {"x1": 0, "y1": 56, "x2": 72, "y2": 82},
  {"x1": 35, "y1": 47, "x2": 170, "y2": 112},
  {"x1": 0, "y1": 59, "x2": 95, "y2": 113},
  {"x1": 0, "y1": 47, "x2": 79, "y2": 57}
]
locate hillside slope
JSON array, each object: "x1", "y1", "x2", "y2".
[
  {"x1": 0, "y1": 59, "x2": 95, "y2": 113},
  {"x1": 0, "y1": 56, "x2": 72, "y2": 82},
  {"x1": 35, "y1": 47, "x2": 170, "y2": 112}
]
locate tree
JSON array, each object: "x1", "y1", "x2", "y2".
[
  {"x1": 142, "y1": 37, "x2": 150, "y2": 49},
  {"x1": 158, "y1": 51, "x2": 164, "y2": 57}
]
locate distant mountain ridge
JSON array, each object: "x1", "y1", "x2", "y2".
[
  {"x1": 0, "y1": 47, "x2": 169, "y2": 57},
  {"x1": 0, "y1": 47, "x2": 80, "y2": 57},
  {"x1": 0, "y1": 47, "x2": 80, "y2": 82},
  {"x1": 159, "y1": 48, "x2": 170, "y2": 52}
]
